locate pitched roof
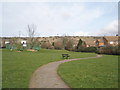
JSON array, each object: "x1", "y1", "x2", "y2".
[
  {"x1": 85, "y1": 40, "x2": 96, "y2": 45},
  {"x1": 104, "y1": 36, "x2": 118, "y2": 42}
]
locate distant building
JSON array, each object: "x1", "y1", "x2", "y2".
[
  {"x1": 95, "y1": 36, "x2": 118, "y2": 47},
  {"x1": 0, "y1": 36, "x2": 119, "y2": 49},
  {"x1": 21, "y1": 40, "x2": 26, "y2": 44},
  {"x1": 5, "y1": 41, "x2": 10, "y2": 44},
  {"x1": 95, "y1": 37, "x2": 108, "y2": 47},
  {"x1": 21, "y1": 40, "x2": 27, "y2": 47},
  {"x1": 105, "y1": 36, "x2": 118, "y2": 46}
]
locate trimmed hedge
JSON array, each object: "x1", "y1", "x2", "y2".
[
  {"x1": 76, "y1": 47, "x2": 97, "y2": 52},
  {"x1": 96, "y1": 46, "x2": 120, "y2": 55}
]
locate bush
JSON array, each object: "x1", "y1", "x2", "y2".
[
  {"x1": 15, "y1": 44, "x2": 21, "y2": 50},
  {"x1": 41, "y1": 42, "x2": 53, "y2": 49},
  {"x1": 32, "y1": 45, "x2": 41, "y2": 51},
  {"x1": 76, "y1": 47, "x2": 97, "y2": 52},
  {"x1": 54, "y1": 41, "x2": 63, "y2": 50},
  {"x1": 65, "y1": 40, "x2": 74, "y2": 51},
  {"x1": 96, "y1": 45, "x2": 120, "y2": 55}
]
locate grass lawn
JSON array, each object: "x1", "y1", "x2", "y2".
[
  {"x1": 2, "y1": 49, "x2": 96, "y2": 88},
  {"x1": 58, "y1": 55, "x2": 118, "y2": 88}
]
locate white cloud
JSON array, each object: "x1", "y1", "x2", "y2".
[
  {"x1": 96, "y1": 20, "x2": 118, "y2": 36},
  {"x1": 73, "y1": 20, "x2": 118, "y2": 36},
  {"x1": 2, "y1": 2, "x2": 117, "y2": 37}
]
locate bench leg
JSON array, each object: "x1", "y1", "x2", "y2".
[{"x1": 62, "y1": 56, "x2": 65, "y2": 59}]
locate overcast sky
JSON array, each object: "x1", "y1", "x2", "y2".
[{"x1": 0, "y1": 1, "x2": 118, "y2": 37}]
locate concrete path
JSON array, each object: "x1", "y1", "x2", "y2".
[{"x1": 29, "y1": 55, "x2": 102, "y2": 88}]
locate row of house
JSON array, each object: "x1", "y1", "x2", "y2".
[
  {"x1": 95, "y1": 36, "x2": 119, "y2": 47},
  {"x1": 0, "y1": 38, "x2": 27, "y2": 48},
  {"x1": 72, "y1": 36, "x2": 119, "y2": 47},
  {"x1": 0, "y1": 36, "x2": 119, "y2": 48}
]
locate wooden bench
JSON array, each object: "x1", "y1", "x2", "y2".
[{"x1": 62, "y1": 54, "x2": 70, "y2": 59}]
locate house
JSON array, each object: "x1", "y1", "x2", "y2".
[
  {"x1": 21, "y1": 40, "x2": 26, "y2": 44},
  {"x1": 85, "y1": 41, "x2": 96, "y2": 47},
  {"x1": 1, "y1": 38, "x2": 11, "y2": 48},
  {"x1": 95, "y1": 36, "x2": 119, "y2": 47},
  {"x1": 105, "y1": 36, "x2": 118, "y2": 46},
  {"x1": 95, "y1": 37, "x2": 108, "y2": 47},
  {"x1": 84, "y1": 39, "x2": 96, "y2": 47},
  {"x1": 95, "y1": 40, "x2": 99, "y2": 47},
  {"x1": 20, "y1": 40, "x2": 27, "y2": 47}
]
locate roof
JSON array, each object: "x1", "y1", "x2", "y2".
[
  {"x1": 104, "y1": 36, "x2": 118, "y2": 42},
  {"x1": 98, "y1": 39, "x2": 104, "y2": 43},
  {"x1": 85, "y1": 40, "x2": 96, "y2": 45}
]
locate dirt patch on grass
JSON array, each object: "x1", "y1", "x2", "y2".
[
  {"x1": 16, "y1": 51, "x2": 21, "y2": 52},
  {"x1": 27, "y1": 49, "x2": 37, "y2": 52}
]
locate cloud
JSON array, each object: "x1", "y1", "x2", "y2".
[
  {"x1": 73, "y1": 20, "x2": 118, "y2": 36},
  {"x1": 2, "y1": 2, "x2": 117, "y2": 37},
  {"x1": 96, "y1": 20, "x2": 118, "y2": 36}
]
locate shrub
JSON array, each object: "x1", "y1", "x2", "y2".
[
  {"x1": 15, "y1": 44, "x2": 22, "y2": 51},
  {"x1": 96, "y1": 45, "x2": 120, "y2": 55},
  {"x1": 76, "y1": 46, "x2": 97, "y2": 52},
  {"x1": 65, "y1": 40, "x2": 74, "y2": 51},
  {"x1": 32, "y1": 45, "x2": 41, "y2": 51},
  {"x1": 41, "y1": 42, "x2": 53, "y2": 49},
  {"x1": 61, "y1": 36, "x2": 69, "y2": 49},
  {"x1": 54, "y1": 41, "x2": 63, "y2": 50}
]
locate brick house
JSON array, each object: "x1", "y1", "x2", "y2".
[{"x1": 105, "y1": 36, "x2": 118, "y2": 46}]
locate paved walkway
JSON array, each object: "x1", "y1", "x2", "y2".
[{"x1": 29, "y1": 55, "x2": 102, "y2": 88}]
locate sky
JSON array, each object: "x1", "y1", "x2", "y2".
[{"x1": 0, "y1": 1, "x2": 118, "y2": 37}]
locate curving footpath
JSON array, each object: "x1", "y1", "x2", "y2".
[{"x1": 29, "y1": 55, "x2": 102, "y2": 88}]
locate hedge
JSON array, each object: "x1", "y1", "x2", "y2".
[
  {"x1": 96, "y1": 46, "x2": 120, "y2": 55},
  {"x1": 76, "y1": 47, "x2": 97, "y2": 52}
]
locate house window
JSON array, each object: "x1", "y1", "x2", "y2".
[
  {"x1": 5, "y1": 41, "x2": 10, "y2": 44},
  {"x1": 109, "y1": 41, "x2": 114, "y2": 44}
]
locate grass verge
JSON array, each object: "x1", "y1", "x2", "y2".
[{"x1": 58, "y1": 55, "x2": 118, "y2": 88}]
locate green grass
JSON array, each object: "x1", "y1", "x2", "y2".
[
  {"x1": 2, "y1": 49, "x2": 96, "y2": 88},
  {"x1": 58, "y1": 55, "x2": 118, "y2": 88}
]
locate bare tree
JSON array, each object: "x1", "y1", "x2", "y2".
[
  {"x1": 41, "y1": 41, "x2": 53, "y2": 49},
  {"x1": 54, "y1": 41, "x2": 63, "y2": 50},
  {"x1": 61, "y1": 34, "x2": 74, "y2": 50},
  {"x1": 27, "y1": 24, "x2": 36, "y2": 37},
  {"x1": 65, "y1": 39, "x2": 74, "y2": 51},
  {"x1": 61, "y1": 34, "x2": 69, "y2": 49},
  {"x1": 27, "y1": 24, "x2": 37, "y2": 49}
]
